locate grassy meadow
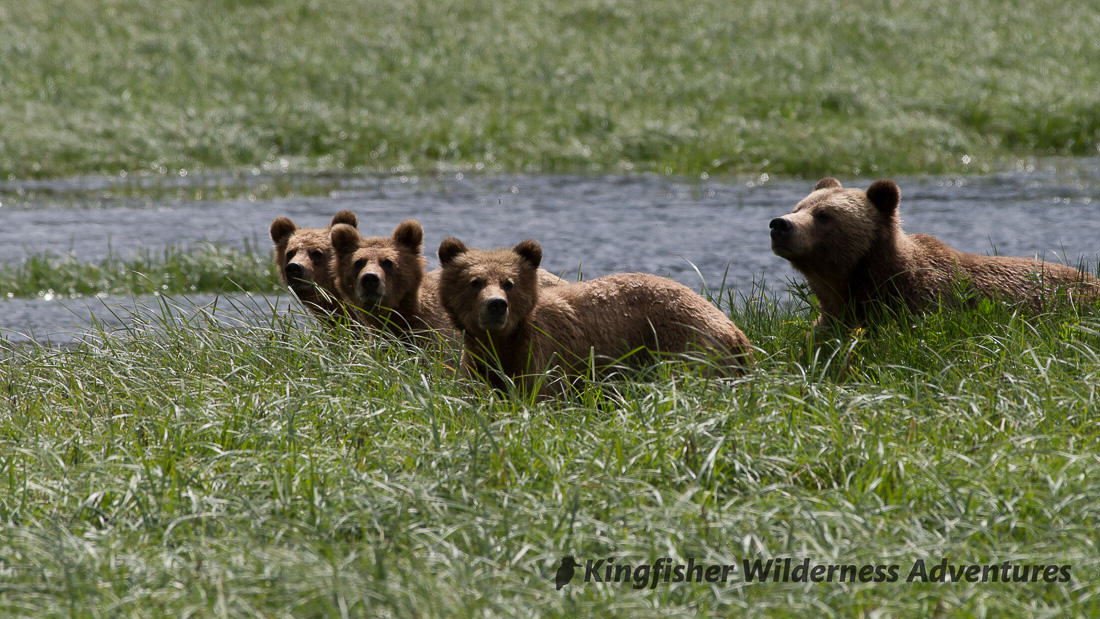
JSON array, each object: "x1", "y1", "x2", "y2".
[
  {"x1": 4, "y1": 0, "x2": 1100, "y2": 615},
  {"x1": 2, "y1": 290, "x2": 1100, "y2": 615},
  {"x1": 2, "y1": 0, "x2": 1099, "y2": 180}
]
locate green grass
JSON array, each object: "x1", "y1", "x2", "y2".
[
  {"x1": 3, "y1": 0, "x2": 1099, "y2": 180},
  {"x1": 0, "y1": 244, "x2": 279, "y2": 298},
  {"x1": 1, "y1": 288, "x2": 1099, "y2": 615},
  {"x1": 5, "y1": 1, "x2": 1100, "y2": 611}
]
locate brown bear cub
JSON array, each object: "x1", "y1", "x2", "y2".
[
  {"x1": 330, "y1": 221, "x2": 571, "y2": 338},
  {"x1": 330, "y1": 220, "x2": 453, "y2": 336},
  {"x1": 437, "y1": 238, "x2": 754, "y2": 394},
  {"x1": 770, "y1": 178, "x2": 1100, "y2": 327},
  {"x1": 270, "y1": 210, "x2": 359, "y2": 324}
]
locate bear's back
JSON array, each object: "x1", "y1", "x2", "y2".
[{"x1": 530, "y1": 273, "x2": 751, "y2": 368}]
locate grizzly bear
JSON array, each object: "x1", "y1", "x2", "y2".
[
  {"x1": 331, "y1": 221, "x2": 571, "y2": 338},
  {"x1": 270, "y1": 210, "x2": 358, "y2": 323},
  {"x1": 770, "y1": 178, "x2": 1100, "y2": 327},
  {"x1": 437, "y1": 237, "x2": 754, "y2": 394},
  {"x1": 330, "y1": 220, "x2": 452, "y2": 336}
]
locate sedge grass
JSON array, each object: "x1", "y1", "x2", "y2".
[
  {"x1": 1, "y1": 287, "x2": 1098, "y2": 615},
  {"x1": 0, "y1": 243, "x2": 278, "y2": 298},
  {"x1": 2, "y1": 0, "x2": 1099, "y2": 180}
]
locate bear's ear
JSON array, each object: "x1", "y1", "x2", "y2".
[
  {"x1": 330, "y1": 210, "x2": 358, "y2": 229},
  {"x1": 270, "y1": 217, "x2": 297, "y2": 244},
  {"x1": 512, "y1": 240, "x2": 542, "y2": 269},
  {"x1": 330, "y1": 223, "x2": 360, "y2": 255},
  {"x1": 392, "y1": 219, "x2": 423, "y2": 252},
  {"x1": 814, "y1": 177, "x2": 842, "y2": 191},
  {"x1": 866, "y1": 179, "x2": 901, "y2": 213},
  {"x1": 438, "y1": 237, "x2": 468, "y2": 266}
]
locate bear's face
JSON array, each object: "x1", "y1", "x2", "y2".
[
  {"x1": 769, "y1": 178, "x2": 900, "y2": 276},
  {"x1": 437, "y1": 238, "x2": 542, "y2": 336},
  {"x1": 331, "y1": 220, "x2": 425, "y2": 310},
  {"x1": 270, "y1": 210, "x2": 357, "y2": 299}
]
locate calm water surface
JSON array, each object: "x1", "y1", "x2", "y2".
[{"x1": 3, "y1": 160, "x2": 1098, "y2": 343}]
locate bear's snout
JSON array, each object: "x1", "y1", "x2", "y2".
[
  {"x1": 769, "y1": 218, "x2": 796, "y2": 255},
  {"x1": 479, "y1": 296, "x2": 509, "y2": 330},
  {"x1": 284, "y1": 262, "x2": 308, "y2": 280},
  {"x1": 769, "y1": 217, "x2": 792, "y2": 237},
  {"x1": 486, "y1": 297, "x2": 508, "y2": 317},
  {"x1": 358, "y1": 272, "x2": 384, "y2": 300}
]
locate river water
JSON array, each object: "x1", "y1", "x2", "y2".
[{"x1": 2, "y1": 159, "x2": 1098, "y2": 344}]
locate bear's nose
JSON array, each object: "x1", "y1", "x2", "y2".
[
  {"x1": 359, "y1": 272, "x2": 381, "y2": 292},
  {"x1": 285, "y1": 263, "x2": 306, "y2": 279},
  {"x1": 769, "y1": 218, "x2": 792, "y2": 236},
  {"x1": 486, "y1": 297, "x2": 508, "y2": 317}
]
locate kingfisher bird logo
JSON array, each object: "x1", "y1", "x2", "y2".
[{"x1": 555, "y1": 556, "x2": 579, "y2": 590}]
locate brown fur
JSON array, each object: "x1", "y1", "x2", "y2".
[
  {"x1": 438, "y1": 238, "x2": 753, "y2": 394},
  {"x1": 330, "y1": 221, "x2": 571, "y2": 338},
  {"x1": 770, "y1": 178, "x2": 1100, "y2": 327},
  {"x1": 270, "y1": 210, "x2": 358, "y2": 323},
  {"x1": 331, "y1": 220, "x2": 453, "y2": 336}
]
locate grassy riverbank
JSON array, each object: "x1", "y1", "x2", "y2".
[
  {"x1": 3, "y1": 0, "x2": 1099, "y2": 180},
  {"x1": 1, "y1": 291, "x2": 1098, "y2": 615},
  {"x1": 0, "y1": 245, "x2": 278, "y2": 299}
]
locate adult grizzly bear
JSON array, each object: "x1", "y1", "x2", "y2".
[
  {"x1": 437, "y1": 237, "x2": 753, "y2": 394},
  {"x1": 769, "y1": 178, "x2": 1100, "y2": 327},
  {"x1": 270, "y1": 210, "x2": 358, "y2": 324}
]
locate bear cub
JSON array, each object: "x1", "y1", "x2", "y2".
[
  {"x1": 437, "y1": 238, "x2": 753, "y2": 394},
  {"x1": 330, "y1": 221, "x2": 572, "y2": 337},
  {"x1": 270, "y1": 210, "x2": 358, "y2": 324},
  {"x1": 330, "y1": 220, "x2": 453, "y2": 336},
  {"x1": 770, "y1": 178, "x2": 1100, "y2": 327}
]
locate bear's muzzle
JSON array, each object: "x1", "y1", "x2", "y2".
[
  {"x1": 479, "y1": 296, "x2": 509, "y2": 331},
  {"x1": 284, "y1": 261, "x2": 310, "y2": 282},
  {"x1": 769, "y1": 217, "x2": 795, "y2": 255},
  {"x1": 357, "y1": 272, "x2": 385, "y2": 304}
]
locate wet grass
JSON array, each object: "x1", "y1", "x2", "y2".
[
  {"x1": 0, "y1": 244, "x2": 278, "y2": 298},
  {"x1": 1, "y1": 288, "x2": 1099, "y2": 615},
  {"x1": 3, "y1": 0, "x2": 1099, "y2": 180}
]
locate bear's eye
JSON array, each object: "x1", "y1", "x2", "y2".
[
  {"x1": 501, "y1": 279, "x2": 514, "y2": 291},
  {"x1": 469, "y1": 278, "x2": 484, "y2": 290},
  {"x1": 379, "y1": 258, "x2": 395, "y2": 271},
  {"x1": 353, "y1": 258, "x2": 367, "y2": 272},
  {"x1": 309, "y1": 250, "x2": 324, "y2": 262},
  {"x1": 813, "y1": 211, "x2": 831, "y2": 223},
  {"x1": 285, "y1": 249, "x2": 296, "y2": 261}
]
